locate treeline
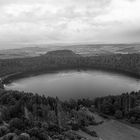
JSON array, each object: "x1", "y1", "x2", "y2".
[
  {"x1": 87, "y1": 53, "x2": 140, "y2": 76},
  {"x1": 0, "y1": 89, "x2": 97, "y2": 140},
  {"x1": 0, "y1": 50, "x2": 140, "y2": 83},
  {"x1": 94, "y1": 91, "x2": 140, "y2": 122}
]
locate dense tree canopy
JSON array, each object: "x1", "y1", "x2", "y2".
[
  {"x1": 0, "y1": 88, "x2": 98, "y2": 140},
  {"x1": 94, "y1": 91, "x2": 140, "y2": 122},
  {"x1": 0, "y1": 50, "x2": 139, "y2": 84}
]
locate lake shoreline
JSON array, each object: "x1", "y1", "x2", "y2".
[{"x1": 2, "y1": 66, "x2": 140, "y2": 86}]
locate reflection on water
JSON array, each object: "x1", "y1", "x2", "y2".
[{"x1": 5, "y1": 70, "x2": 140, "y2": 100}]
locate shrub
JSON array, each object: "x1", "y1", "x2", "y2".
[
  {"x1": 1, "y1": 133, "x2": 17, "y2": 140},
  {"x1": 129, "y1": 116, "x2": 136, "y2": 123},
  {"x1": 30, "y1": 136, "x2": 39, "y2": 140},
  {"x1": 28, "y1": 127, "x2": 49, "y2": 140},
  {"x1": 115, "y1": 110, "x2": 123, "y2": 119},
  {"x1": 9, "y1": 118, "x2": 24, "y2": 130},
  {"x1": 0, "y1": 126, "x2": 9, "y2": 137},
  {"x1": 17, "y1": 133, "x2": 30, "y2": 140},
  {"x1": 128, "y1": 107, "x2": 140, "y2": 119},
  {"x1": 71, "y1": 123, "x2": 79, "y2": 131},
  {"x1": 81, "y1": 127, "x2": 98, "y2": 137}
]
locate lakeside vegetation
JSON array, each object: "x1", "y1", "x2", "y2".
[{"x1": 0, "y1": 50, "x2": 140, "y2": 83}]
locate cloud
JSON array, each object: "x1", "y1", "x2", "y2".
[{"x1": 0, "y1": 0, "x2": 140, "y2": 46}]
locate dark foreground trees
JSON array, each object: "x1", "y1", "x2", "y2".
[
  {"x1": 0, "y1": 89, "x2": 98, "y2": 140},
  {"x1": 94, "y1": 91, "x2": 140, "y2": 122},
  {"x1": 0, "y1": 88, "x2": 139, "y2": 139}
]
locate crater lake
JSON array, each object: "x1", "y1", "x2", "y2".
[{"x1": 5, "y1": 70, "x2": 140, "y2": 100}]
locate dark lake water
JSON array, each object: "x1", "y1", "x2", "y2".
[{"x1": 5, "y1": 70, "x2": 140, "y2": 100}]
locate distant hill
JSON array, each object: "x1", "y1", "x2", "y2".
[
  {"x1": 0, "y1": 43, "x2": 140, "y2": 59},
  {"x1": 46, "y1": 50, "x2": 80, "y2": 57}
]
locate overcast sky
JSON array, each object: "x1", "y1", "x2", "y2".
[{"x1": 0, "y1": 0, "x2": 140, "y2": 49}]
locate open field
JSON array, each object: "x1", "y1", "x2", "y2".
[
  {"x1": 87, "y1": 113, "x2": 140, "y2": 140},
  {"x1": 0, "y1": 43, "x2": 140, "y2": 59},
  {"x1": 73, "y1": 109, "x2": 140, "y2": 140}
]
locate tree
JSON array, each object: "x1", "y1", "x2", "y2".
[
  {"x1": 17, "y1": 133, "x2": 30, "y2": 140},
  {"x1": 28, "y1": 127, "x2": 49, "y2": 140},
  {"x1": 30, "y1": 137, "x2": 39, "y2": 140},
  {"x1": 0, "y1": 126, "x2": 9, "y2": 137},
  {"x1": 0, "y1": 133, "x2": 17, "y2": 140},
  {"x1": 101, "y1": 99, "x2": 114, "y2": 115},
  {"x1": 128, "y1": 106, "x2": 140, "y2": 120},
  {"x1": 129, "y1": 116, "x2": 136, "y2": 123},
  {"x1": 9, "y1": 118, "x2": 24, "y2": 130},
  {"x1": 115, "y1": 110, "x2": 123, "y2": 119}
]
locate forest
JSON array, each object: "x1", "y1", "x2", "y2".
[
  {"x1": 0, "y1": 88, "x2": 98, "y2": 140},
  {"x1": 94, "y1": 91, "x2": 140, "y2": 122},
  {"x1": 0, "y1": 50, "x2": 139, "y2": 83},
  {"x1": 0, "y1": 88, "x2": 139, "y2": 139}
]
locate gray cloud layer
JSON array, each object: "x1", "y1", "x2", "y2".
[{"x1": 0, "y1": 0, "x2": 140, "y2": 48}]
